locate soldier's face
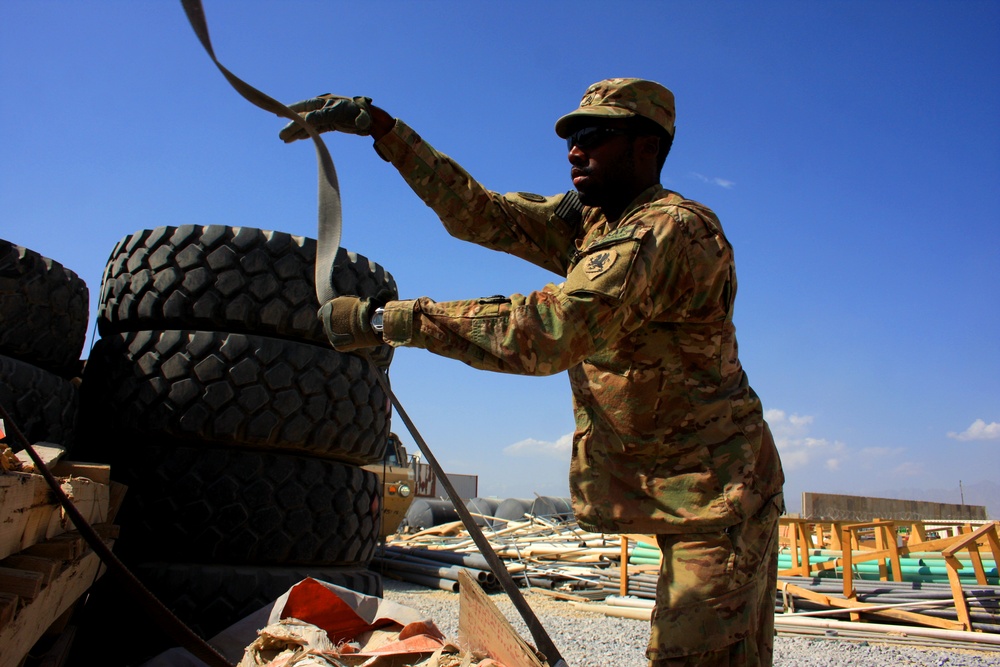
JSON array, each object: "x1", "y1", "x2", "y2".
[{"x1": 567, "y1": 121, "x2": 640, "y2": 211}]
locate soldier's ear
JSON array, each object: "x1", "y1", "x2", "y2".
[{"x1": 637, "y1": 134, "x2": 660, "y2": 158}]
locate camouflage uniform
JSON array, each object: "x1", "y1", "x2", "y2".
[{"x1": 372, "y1": 79, "x2": 784, "y2": 665}]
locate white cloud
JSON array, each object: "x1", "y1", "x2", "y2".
[
  {"x1": 690, "y1": 172, "x2": 735, "y2": 189},
  {"x1": 503, "y1": 432, "x2": 573, "y2": 460},
  {"x1": 766, "y1": 410, "x2": 845, "y2": 472},
  {"x1": 765, "y1": 409, "x2": 811, "y2": 437},
  {"x1": 947, "y1": 419, "x2": 1000, "y2": 441}
]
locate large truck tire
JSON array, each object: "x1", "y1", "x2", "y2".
[
  {"x1": 0, "y1": 239, "x2": 88, "y2": 376},
  {"x1": 80, "y1": 329, "x2": 389, "y2": 464},
  {"x1": 0, "y1": 354, "x2": 78, "y2": 446},
  {"x1": 97, "y1": 225, "x2": 395, "y2": 365},
  {"x1": 110, "y1": 445, "x2": 380, "y2": 566}
]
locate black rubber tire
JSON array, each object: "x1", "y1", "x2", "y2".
[
  {"x1": 97, "y1": 225, "x2": 395, "y2": 365},
  {"x1": 80, "y1": 329, "x2": 390, "y2": 464},
  {"x1": 0, "y1": 353, "x2": 78, "y2": 446},
  {"x1": 109, "y1": 445, "x2": 380, "y2": 566},
  {"x1": 73, "y1": 564, "x2": 381, "y2": 664},
  {"x1": 0, "y1": 239, "x2": 88, "y2": 376}
]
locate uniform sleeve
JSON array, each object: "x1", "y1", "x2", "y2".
[
  {"x1": 381, "y1": 288, "x2": 618, "y2": 376},
  {"x1": 380, "y1": 214, "x2": 693, "y2": 375},
  {"x1": 374, "y1": 119, "x2": 579, "y2": 276}
]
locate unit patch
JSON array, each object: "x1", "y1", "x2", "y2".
[
  {"x1": 516, "y1": 192, "x2": 546, "y2": 203},
  {"x1": 584, "y1": 249, "x2": 618, "y2": 279}
]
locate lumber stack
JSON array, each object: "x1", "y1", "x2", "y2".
[
  {"x1": 0, "y1": 441, "x2": 118, "y2": 667},
  {"x1": 382, "y1": 508, "x2": 1000, "y2": 651},
  {"x1": 382, "y1": 513, "x2": 612, "y2": 598}
]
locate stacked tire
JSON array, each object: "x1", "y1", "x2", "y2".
[
  {"x1": 76, "y1": 226, "x2": 395, "y2": 660},
  {"x1": 0, "y1": 240, "x2": 88, "y2": 447}
]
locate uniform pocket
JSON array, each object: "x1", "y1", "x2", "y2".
[
  {"x1": 648, "y1": 576, "x2": 762, "y2": 658},
  {"x1": 564, "y1": 223, "x2": 648, "y2": 301}
]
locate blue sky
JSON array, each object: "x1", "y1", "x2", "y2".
[{"x1": 2, "y1": 1, "x2": 998, "y2": 515}]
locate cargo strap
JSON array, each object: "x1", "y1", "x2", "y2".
[
  {"x1": 180, "y1": 2, "x2": 566, "y2": 665},
  {"x1": 363, "y1": 351, "x2": 566, "y2": 666},
  {"x1": 180, "y1": 0, "x2": 341, "y2": 303}
]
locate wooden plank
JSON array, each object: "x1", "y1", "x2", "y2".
[
  {"x1": 903, "y1": 533, "x2": 973, "y2": 554},
  {"x1": 984, "y1": 524, "x2": 1000, "y2": 570},
  {"x1": 0, "y1": 471, "x2": 51, "y2": 560},
  {"x1": 458, "y1": 569, "x2": 545, "y2": 667},
  {"x1": 49, "y1": 461, "x2": 111, "y2": 486},
  {"x1": 944, "y1": 554, "x2": 973, "y2": 631},
  {"x1": 528, "y1": 587, "x2": 594, "y2": 603},
  {"x1": 14, "y1": 444, "x2": 66, "y2": 469},
  {"x1": 829, "y1": 522, "x2": 844, "y2": 551},
  {"x1": 0, "y1": 549, "x2": 106, "y2": 667},
  {"x1": 781, "y1": 582, "x2": 965, "y2": 632},
  {"x1": 1, "y1": 555, "x2": 61, "y2": 586},
  {"x1": 942, "y1": 522, "x2": 999, "y2": 558},
  {"x1": 842, "y1": 525, "x2": 855, "y2": 599},
  {"x1": 872, "y1": 521, "x2": 889, "y2": 581},
  {"x1": 909, "y1": 521, "x2": 928, "y2": 543},
  {"x1": 620, "y1": 537, "x2": 628, "y2": 596},
  {"x1": 0, "y1": 592, "x2": 16, "y2": 629},
  {"x1": 797, "y1": 522, "x2": 813, "y2": 577},
  {"x1": 107, "y1": 481, "x2": 127, "y2": 523},
  {"x1": 0, "y1": 566, "x2": 43, "y2": 599},
  {"x1": 0, "y1": 473, "x2": 109, "y2": 560},
  {"x1": 0, "y1": 525, "x2": 117, "y2": 622},
  {"x1": 884, "y1": 523, "x2": 904, "y2": 583},
  {"x1": 620, "y1": 533, "x2": 658, "y2": 548},
  {"x1": 22, "y1": 534, "x2": 84, "y2": 561}
]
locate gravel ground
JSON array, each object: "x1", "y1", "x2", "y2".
[{"x1": 381, "y1": 578, "x2": 998, "y2": 666}]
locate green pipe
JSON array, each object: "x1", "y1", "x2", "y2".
[
  {"x1": 630, "y1": 556, "x2": 662, "y2": 565},
  {"x1": 636, "y1": 549, "x2": 999, "y2": 580},
  {"x1": 776, "y1": 554, "x2": 996, "y2": 573},
  {"x1": 778, "y1": 547, "x2": 997, "y2": 570}
]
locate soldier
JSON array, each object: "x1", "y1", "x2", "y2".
[{"x1": 281, "y1": 78, "x2": 785, "y2": 666}]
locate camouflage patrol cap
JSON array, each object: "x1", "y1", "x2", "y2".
[{"x1": 555, "y1": 78, "x2": 676, "y2": 138}]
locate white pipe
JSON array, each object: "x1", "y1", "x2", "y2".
[
  {"x1": 774, "y1": 615, "x2": 1000, "y2": 645},
  {"x1": 569, "y1": 603, "x2": 651, "y2": 620},
  {"x1": 603, "y1": 596, "x2": 655, "y2": 609}
]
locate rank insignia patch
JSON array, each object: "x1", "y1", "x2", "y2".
[{"x1": 584, "y1": 249, "x2": 618, "y2": 278}]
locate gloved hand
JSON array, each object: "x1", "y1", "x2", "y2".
[
  {"x1": 279, "y1": 94, "x2": 374, "y2": 143},
  {"x1": 318, "y1": 295, "x2": 383, "y2": 352}
]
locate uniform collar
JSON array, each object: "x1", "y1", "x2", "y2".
[{"x1": 584, "y1": 183, "x2": 669, "y2": 236}]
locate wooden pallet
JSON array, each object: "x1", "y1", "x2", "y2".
[{"x1": 0, "y1": 444, "x2": 117, "y2": 667}]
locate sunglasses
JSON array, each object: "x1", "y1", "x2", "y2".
[{"x1": 566, "y1": 126, "x2": 631, "y2": 151}]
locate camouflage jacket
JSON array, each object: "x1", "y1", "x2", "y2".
[{"x1": 375, "y1": 120, "x2": 784, "y2": 533}]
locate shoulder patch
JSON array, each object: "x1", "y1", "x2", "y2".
[
  {"x1": 583, "y1": 248, "x2": 618, "y2": 279},
  {"x1": 554, "y1": 190, "x2": 583, "y2": 225},
  {"x1": 600, "y1": 223, "x2": 644, "y2": 244},
  {"x1": 515, "y1": 192, "x2": 547, "y2": 203}
]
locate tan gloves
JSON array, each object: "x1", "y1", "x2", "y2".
[
  {"x1": 318, "y1": 296, "x2": 384, "y2": 352},
  {"x1": 279, "y1": 95, "x2": 375, "y2": 142}
]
